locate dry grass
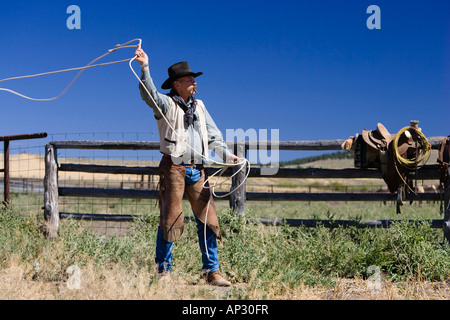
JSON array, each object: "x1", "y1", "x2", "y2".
[{"x1": 1, "y1": 253, "x2": 448, "y2": 300}]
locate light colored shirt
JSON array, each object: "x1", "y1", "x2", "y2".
[{"x1": 139, "y1": 68, "x2": 231, "y2": 162}]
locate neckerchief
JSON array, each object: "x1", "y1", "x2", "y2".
[{"x1": 168, "y1": 89, "x2": 197, "y2": 127}]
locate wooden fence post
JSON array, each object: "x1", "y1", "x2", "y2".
[
  {"x1": 444, "y1": 179, "x2": 450, "y2": 243},
  {"x1": 3, "y1": 140, "x2": 9, "y2": 206},
  {"x1": 230, "y1": 142, "x2": 247, "y2": 217},
  {"x1": 44, "y1": 144, "x2": 59, "y2": 239},
  {"x1": 0, "y1": 133, "x2": 47, "y2": 206}
]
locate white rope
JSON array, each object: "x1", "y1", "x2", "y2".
[
  {"x1": 0, "y1": 39, "x2": 142, "y2": 101},
  {"x1": 0, "y1": 38, "x2": 250, "y2": 258},
  {"x1": 128, "y1": 45, "x2": 250, "y2": 259}
]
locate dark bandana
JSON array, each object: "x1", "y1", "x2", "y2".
[{"x1": 168, "y1": 89, "x2": 197, "y2": 127}]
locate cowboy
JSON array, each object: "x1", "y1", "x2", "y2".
[{"x1": 135, "y1": 45, "x2": 237, "y2": 287}]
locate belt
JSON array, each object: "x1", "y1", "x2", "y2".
[
  {"x1": 161, "y1": 154, "x2": 203, "y2": 168},
  {"x1": 182, "y1": 162, "x2": 203, "y2": 168}
]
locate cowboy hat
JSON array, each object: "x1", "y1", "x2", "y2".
[{"x1": 161, "y1": 61, "x2": 203, "y2": 90}]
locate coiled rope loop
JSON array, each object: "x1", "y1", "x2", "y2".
[
  {"x1": 392, "y1": 126, "x2": 431, "y2": 194},
  {"x1": 393, "y1": 126, "x2": 431, "y2": 169}
]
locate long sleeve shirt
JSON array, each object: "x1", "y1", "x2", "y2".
[{"x1": 139, "y1": 68, "x2": 232, "y2": 162}]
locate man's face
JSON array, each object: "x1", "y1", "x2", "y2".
[{"x1": 174, "y1": 76, "x2": 197, "y2": 98}]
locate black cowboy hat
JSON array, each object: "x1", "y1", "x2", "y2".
[{"x1": 161, "y1": 61, "x2": 203, "y2": 90}]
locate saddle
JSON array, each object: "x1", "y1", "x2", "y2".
[{"x1": 343, "y1": 122, "x2": 426, "y2": 195}]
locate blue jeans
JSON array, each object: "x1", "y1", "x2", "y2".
[{"x1": 155, "y1": 166, "x2": 220, "y2": 274}]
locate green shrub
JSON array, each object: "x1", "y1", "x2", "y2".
[{"x1": 0, "y1": 204, "x2": 448, "y2": 297}]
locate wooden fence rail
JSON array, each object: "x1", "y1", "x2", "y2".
[
  {"x1": 1, "y1": 132, "x2": 47, "y2": 205},
  {"x1": 43, "y1": 138, "x2": 449, "y2": 241}
]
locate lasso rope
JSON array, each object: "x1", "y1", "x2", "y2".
[
  {"x1": 0, "y1": 39, "x2": 142, "y2": 101},
  {"x1": 392, "y1": 126, "x2": 431, "y2": 193},
  {"x1": 393, "y1": 127, "x2": 431, "y2": 167},
  {"x1": 0, "y1": 38, "x2": 250, "y2": 258},
  {"x1": 128, "y1": 44, "x2": 250, "y2": 259}
]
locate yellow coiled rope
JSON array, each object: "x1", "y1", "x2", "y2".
[
  {"x1": 393, "y1": 126, "x2": 431, "y2": 168},
  {"x1": 393, "y1": 126, "x2": 431, "y2": 193}
]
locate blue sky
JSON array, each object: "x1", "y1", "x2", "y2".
[{"x1": 0, "y1": 0, "x2": 448, "y2": 161}]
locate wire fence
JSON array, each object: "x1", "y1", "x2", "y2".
[
  {"x1": 1, "y1": 131, "x2": 440, "y2": 235},
  {"x1": 1, "y1": 132, "x2": 158, "y2": 215}
]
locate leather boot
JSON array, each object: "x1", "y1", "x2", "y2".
[
  {"x1": 157, "y1": 271, "x2": 171, "y2": 283},
  {"x1": 205, "y1": 270, "x2": 231, "y2": 287}
]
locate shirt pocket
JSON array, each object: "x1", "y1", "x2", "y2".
[{"x1": 164, "y1": 127, "x2": 178, "y2": 145}]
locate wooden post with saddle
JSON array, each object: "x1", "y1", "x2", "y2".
[
  {"x1": 342, "y1": 120, "x2": 450, "y2": 242},
  {"x1": 438, "y1": 135, "x2": 450, "y2": 242}
]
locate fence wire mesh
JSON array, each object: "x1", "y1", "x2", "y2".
[
  {"x1": 1, "y1": 132, "x2": 161, "y2": 235},
  {"x1": 1, "y1": 132, "x2": 440, "y2": 236}
]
